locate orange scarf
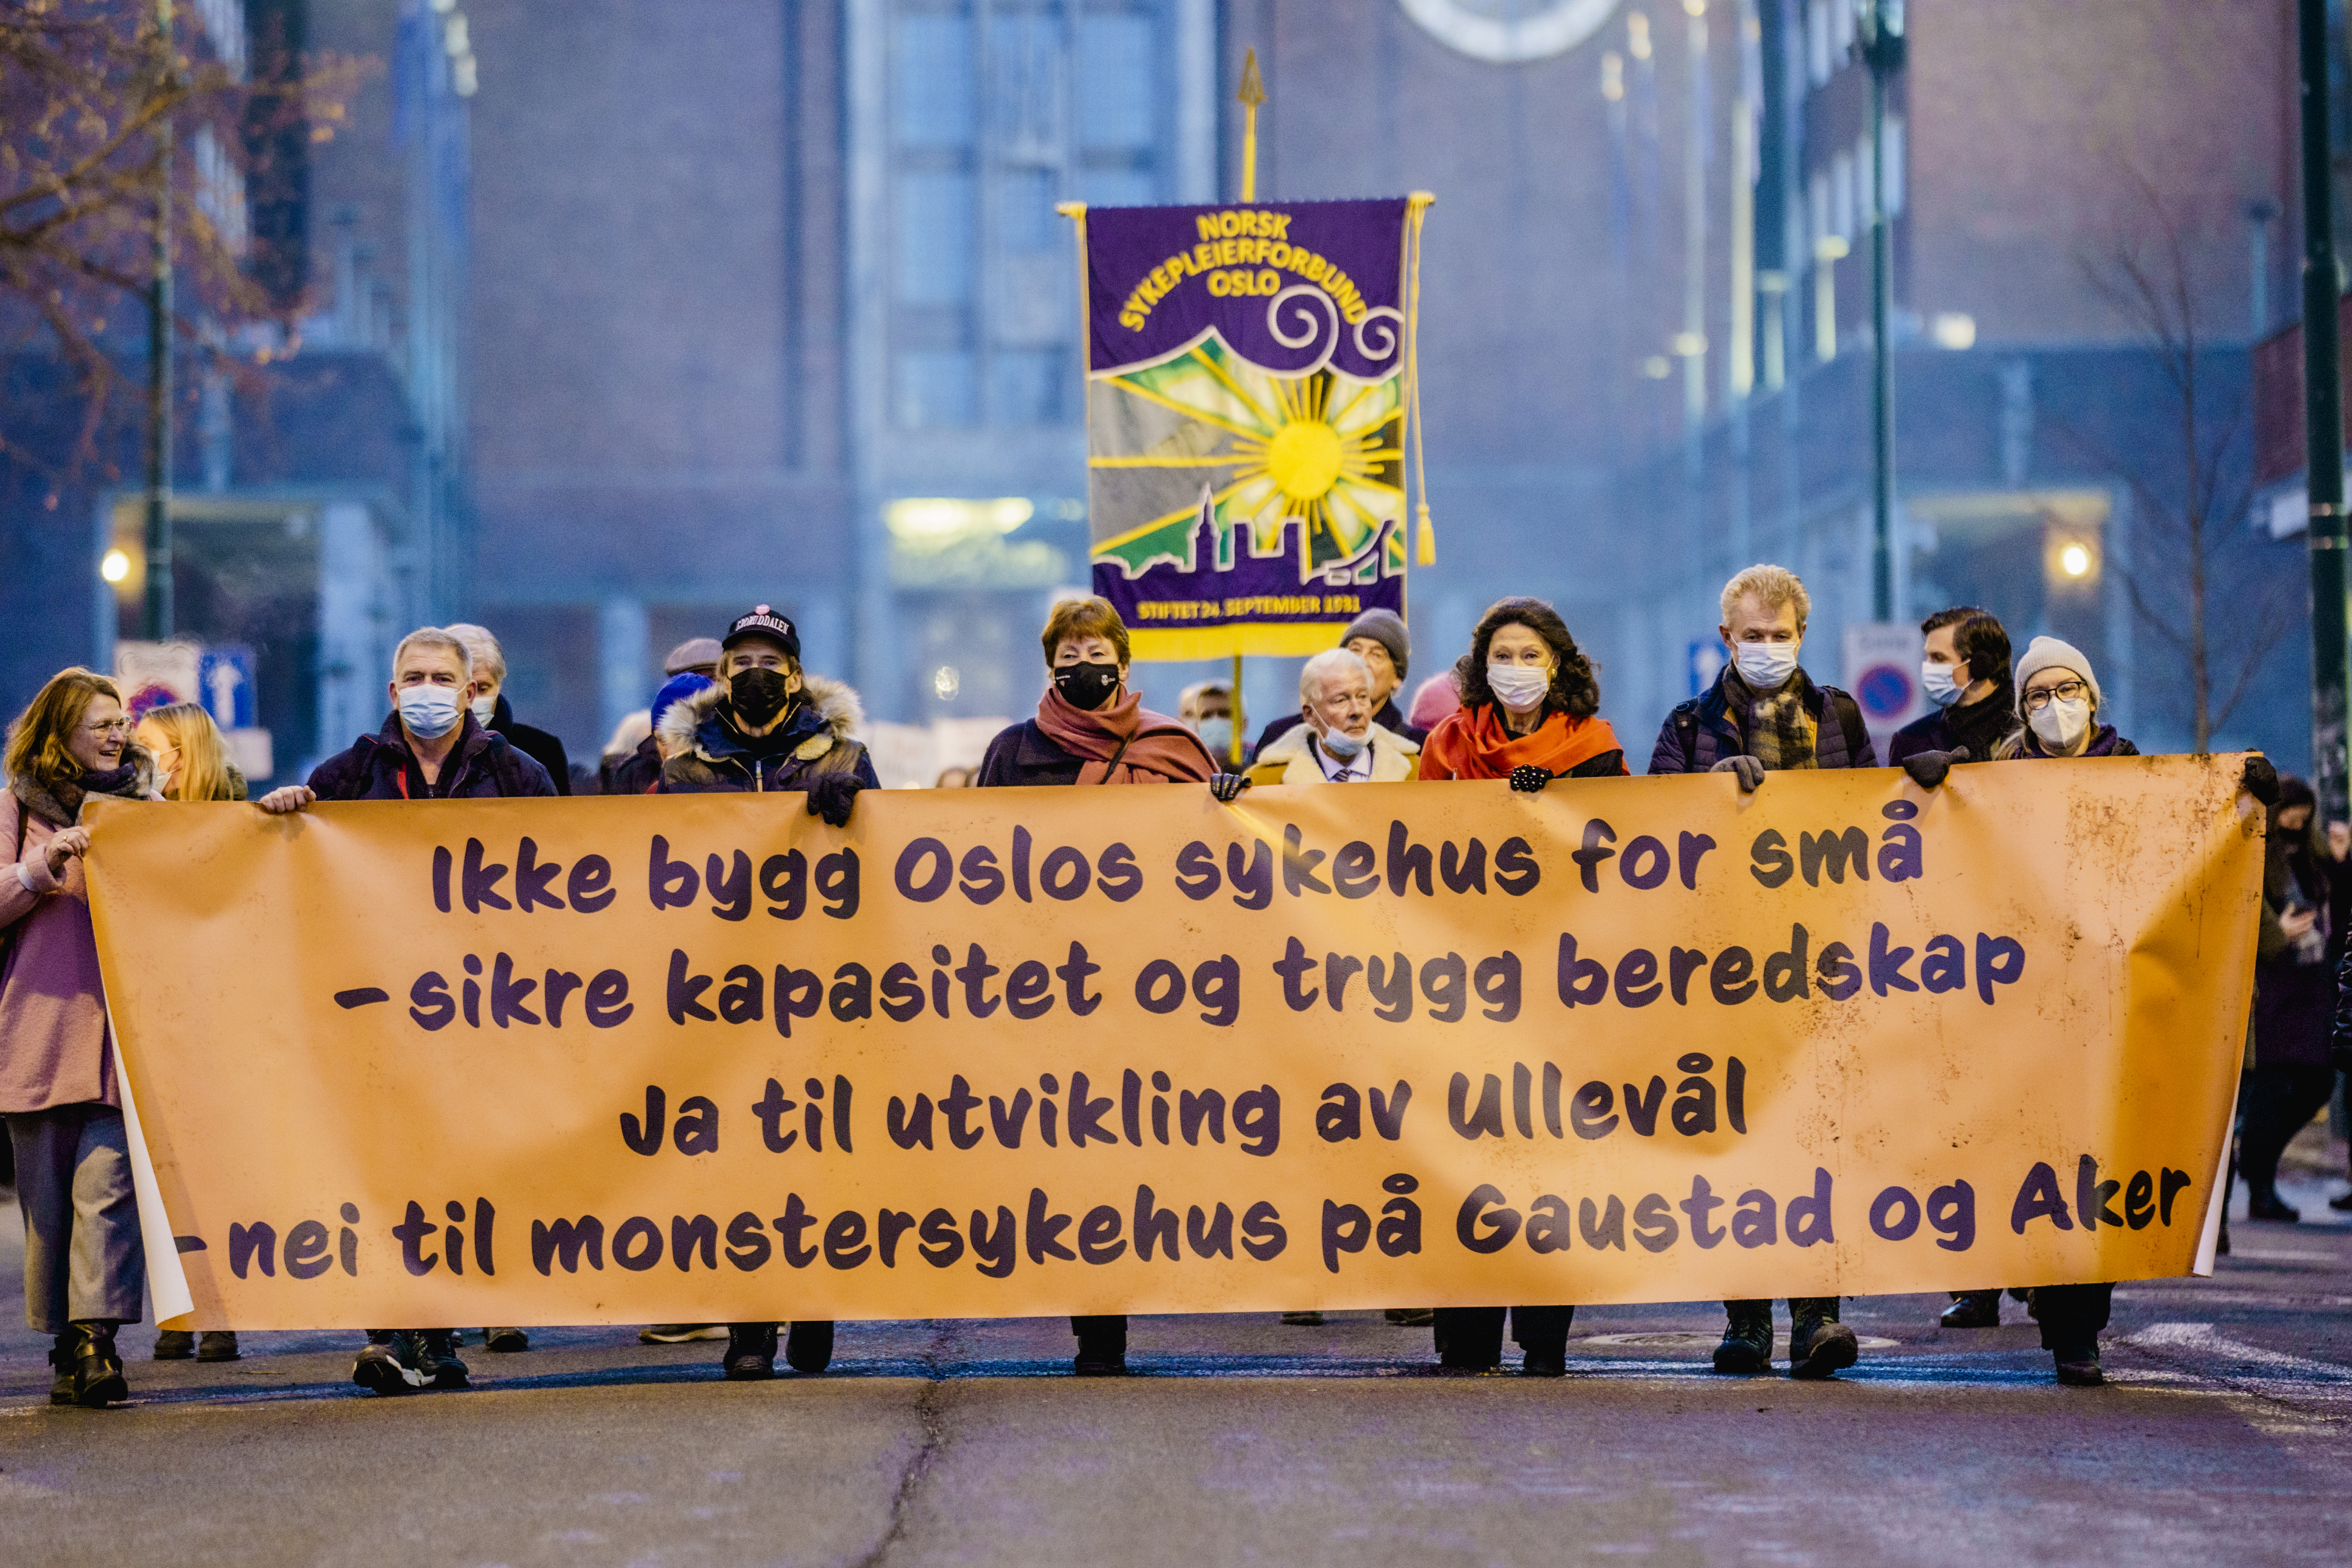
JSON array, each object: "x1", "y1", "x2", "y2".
[{"x1": 1417, "y1": 704, "x2": 1625, "y2": 781}]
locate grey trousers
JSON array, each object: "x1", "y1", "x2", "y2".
[{"x1": 6, "y1": 1103, "x2": 145, "y2": 1335}]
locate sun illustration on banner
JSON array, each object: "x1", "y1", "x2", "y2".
[{"x1": 1088, "y1": 334, "x2": 1406, "y2": 581}]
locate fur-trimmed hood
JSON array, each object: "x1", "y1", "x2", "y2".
[
  {"x1": 659, "y1": 672, "x2": 865, "y2": 765},
  {"x1": 1247, "y1": 720, "x2": 1418, "y2": 785}
]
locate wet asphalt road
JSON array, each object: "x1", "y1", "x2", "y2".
[{"x1": 4, "y1": 1171, "x2": 2352, "y2": 1567}]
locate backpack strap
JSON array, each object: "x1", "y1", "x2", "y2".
[{"x1": 1672, "y1": 700, "x2": 1703, "y2": 775}]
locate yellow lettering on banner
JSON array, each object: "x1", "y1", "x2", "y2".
[{"x1": 82, "y1": 760, "x2": 2257, "y2": 1327}]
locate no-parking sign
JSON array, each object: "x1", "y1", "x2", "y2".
[{"x1": 1842, "y1": 622, "x2": 1925, "y2": 751}]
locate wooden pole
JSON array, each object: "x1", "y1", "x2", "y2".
[{"x1": 1229, "y1": 48, "x2": 1266, "y2": 765}]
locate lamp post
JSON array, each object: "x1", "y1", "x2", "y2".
[
  {"x1": 143, "y1": 0, "x2": 175, "y2": 640},
  {"x1": 1856, "y1": 0, "x2": 1904, "y2": 622},
  {"x1": 2298, "y1": 0, "x2": 2349, "y2": 822}
]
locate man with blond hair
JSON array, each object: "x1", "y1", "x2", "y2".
[{"x1": 1646, "y1": 565, "x2": 1876, "y2": 1381}]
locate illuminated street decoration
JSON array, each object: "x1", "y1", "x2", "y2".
[{"x1": 1396, "y1": 0, "x2": 1623, "y2": 64}]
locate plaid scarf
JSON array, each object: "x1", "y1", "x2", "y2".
[{"x1": 1725, "y1": 668, "x2": 1817, "y2": 771}]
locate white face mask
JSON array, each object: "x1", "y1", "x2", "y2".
[
  {"x1": 1486, "y1": 663, "x2": 1552, "y2": 710},
  {"x1": 1194, "y1": 716, "x2": 1233, "y2": 757},
  {"x1": 1317, "y1": 724, "x2": 1368, "y2": 760},
  {"x1": 470, "y1": 693, "x2": 497, "y2": 726},
  {"x1": 2029, "y1": 696, "x2": 2091, "y2": 752},
  {"x1": 1921, "y1": 662, "x2": 1963, "y2": 708},
  {"x1": 1733, "y1": 641, "x2": 1800, "y2": 690},
  {"x1": 398, "y1": 685, "x2": 463, "y2": 740}
]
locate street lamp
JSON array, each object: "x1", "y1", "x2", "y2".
[{"x1": 1855, "y1": 0, "x2": 1905, "y2": 622}]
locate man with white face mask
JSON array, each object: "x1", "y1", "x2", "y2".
[
  {"x1": 1647, "y1": 565, "x2": 1876, "y2": 1381},
  {"x1": 254, "y1": 626, "x2": 553, "y2": 1395},
  {"x1": 1241, "y1": 650, "x2": 1420, "y2": 785}
]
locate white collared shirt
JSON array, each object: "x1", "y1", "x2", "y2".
[{"x1": 1313, "y1": 735, "x2": 1374, "y2": 782}]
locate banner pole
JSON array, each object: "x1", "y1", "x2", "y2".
[{"x1": 1238, "y1": 48, "x2": 1263, "y2": 202}]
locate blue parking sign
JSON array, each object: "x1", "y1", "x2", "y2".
[{"x1": 199, "y1": 645, "x2": 257, "y2": 731}]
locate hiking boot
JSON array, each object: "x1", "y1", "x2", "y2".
[
  {"x1": 2053, "y1": 1348, "x2": 2105, "y2": 1387},
  {"x1": 197, "y1": 1331, "x2": 241, "y2": 1363},
  {"x1": 1280, "y1": 1310, "x2": 1326, "y2": 1326},
  {"x1": 1940, "y1": 1291, "x2": 2001, "y2": 1328},
  {"x1": 1789, "y1": 1303, "x2": 1858, "y2": 1381},
  {"x1": 481, "y1": 1327, "x2": 529, "y2": 1353},
  {"x1": 784, "y1": 1320, "x2": 835, "y2": 1374},
  {"x1": 724, "y1": 1322, "x2": 778, "y2": 1380},
  {"x1": 153, "y1": 1329, "x2": 196, "y2": 1360},
  {"x1": 1712, "y1": 1300, "x2": 1773, "y2": 1374},
  {"x1": 352, "y1": 1331, "x2": 424, "y2": 1394},
  {"x1": 416, "y1": 1329, "x2": 470, "y2": 1388},
  {"x1": 49, "y1": 1337, "x2": 76, "y2": 1405},
  {"x1": 1385, "y1": 1308, "x2": 1435, "y2": 1326},
  {"x1": 641, "y1": 1323, "x2": 729, "y2": 1344},
  {"x1": 68, "y1": 1321, "x2": 128, "y2": 1408}
]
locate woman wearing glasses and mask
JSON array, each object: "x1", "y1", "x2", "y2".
[
  {"x1": 1, "y1": 669, "x2": 163, "y2": 1408},
  {"x1": 1995, "y1": 637, "x2": 2139, "y2": 763}
]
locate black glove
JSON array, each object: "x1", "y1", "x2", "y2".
[
  {"x1": 1901, "y1": 745, "x2": 1969, "y2": 791},
  {"x1": 1209, "y1": 773, "x2": 1252, "y2": 802},
  {"x1": 2241, "y1": 755, "x2": 2280, "y2": 808},
  {"x1": 805, "y1": 772, "x2": 864, "y2": 828},
  {"x1": 1509, "y1": 765, "x2": 1553, "y2": 794},
  {"x1": 1711, "y1": 755, "x2": 1766, "y2": 793}
]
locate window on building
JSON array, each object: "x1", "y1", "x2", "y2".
[
  {"x1": 1831, "y1": 149, "x2": 1855, "y2": 241},
  {"x1": 1809, "y1": 169, "x2": 1831, "y2": 251},
  {"x1": 1883, "y1": 116, "x2": 1906, "y2": 216},
  {"x1": 1831, "y1": 0, "x2": 1855, "y2": 58},
  {"x1": 886, "y1": 0, "x2": 1195, "y2": 432},
  {"x1": 1807, "y1": 0, "x2": 1831, "y2": 87}
]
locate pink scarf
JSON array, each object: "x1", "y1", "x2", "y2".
[{"x1": 1034, "y1": 686, "x2": 1215, "y2": 785}]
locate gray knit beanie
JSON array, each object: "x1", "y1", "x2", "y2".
[
  {"x1": 2013, "y1": 634, "x2": 2102, "y2": 710},
  {"x1": 1340, "y1": 608, "x2": 1410, "y2": 679}
]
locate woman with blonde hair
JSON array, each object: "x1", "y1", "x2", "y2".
[
  {"x1": 127, "y1": 703, "x2": 243, "y2": 1364},
  {"x1": 2, "y1": 667, "x2": 161, "y2": 1406},
  {"x1": 134, "y1": 701, "x2": 247, "y2": 805}
]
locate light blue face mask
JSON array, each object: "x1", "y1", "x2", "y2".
[
  {"x1": 398, "y1": 684, "x2": 463, "y2": 740},
  {"x1": 1195, "y1": 717, "x2": 1234, "y2": 758},
  {"x1": 1921, "y1": 661, "x2": 1963, "y2": 708}
]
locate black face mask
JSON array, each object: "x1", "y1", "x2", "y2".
[
  {"x1": 1053, "y1": 660, "x2": 1122, "y2": 711},
  {"x1": 729, "y1": 667, "x2": 793, "y2": 728}
]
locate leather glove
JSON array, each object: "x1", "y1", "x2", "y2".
[
  {"x1": 1509, "y1": 765, "x2": 1553, "y2": 794},
  {"x1": 1901, "y1": 745, "x2": 1969, "y2": 791},
  {"x1": 805, "y1": 772, "x2": 864, "y2": 828},
  {"x1": 2241, "y1": 755, "x2": 2280, "y2": 808},
  {"x1": 1711, "y1": 755, "x2": 1766, "y2": 793},
  {"x1": 1209, "y1": 773, "x2": 1252, "y2": 802}
]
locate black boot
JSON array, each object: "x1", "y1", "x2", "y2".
[
  {"x1": 2248, "y1": 1184, "x2": 2301, "y2": 1222},
  {"x1": 784, "y1": 1320, "x2": 835, "y2": 1374},
  {"x1": 1940, "y1": 1290, "x2": 2001, "y2": 1328},
  {"x1": 414, "y1": 1329, "x2": 470, "y2": 1389},
  {"x1": 48, "y1": 1335, "x2": 76, "y2": 1406},
  {"x1": 1073, "y1": 1316, "x2": 1127, "y2": 1376},
  {"x1": 1713, "y1": 1300, "x2": 1773, "y2": 1374},
  {"x1": 153, "y1": 1329, "x2": 196, "y2": 1360},
  {"x1": 2053, "y1": 1345, "x2": 2105, "y2": 1386},
  {"x1": 67, "y1": 1321, "x2": 128, "y2": 1408},
  {"x1": 724, "y1": 1322, "x2": 778, "y2": 1380},
  {"x1": 352, "y1": 1329, "x2": 423, "y2": 1394},
  {"x1": 1512, "y1": 1305, "x2": 1573, "y2": 1377},
  {"x1": 197, "y1": 1331, "x2": 241, "y2": 1363},
  {"x1": 1788, "y1": 1299, "x2": 1858, "y2": 1380}
]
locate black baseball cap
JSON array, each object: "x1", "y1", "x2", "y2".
[{"x1": 722, "y1": 604, "x2": 800, "y2": 659}]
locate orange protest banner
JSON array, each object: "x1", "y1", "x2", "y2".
[{"x1": 83, "y1": 756, "x2": 2258, "y2": 1328}]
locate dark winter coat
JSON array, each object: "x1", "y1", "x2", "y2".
[
  {"x1": 976, "y1": 719, "x2": 1091, "y2": 788},
  {"x1": 1886, "y1": 688, "x2": 2019, "y2": 769},
  {"x1": 307, "y1": 713, "x2": 557, "y2": 801},
  {"x1": 656, "y1": 676, "x2": 879, "y2": 795},
  {"x1": 601, "y1": 733, "x2": 663, "y2": 797},
  {"x1": 2257, "y1": 825, "x2": 2335, "y2": 1070},
  {"x1": 1646, "y1": 667, "x2": 1877, "y2": 774},
  {"x1": 1994, "y1": 724, "x2": 2140, "y2": 761},
  {"x1": 1252, "y1": 697, "x2": 1425, "y2": 761},
  {"x1": 488, "y1": 694, "x2": 572, "y2": 797}
]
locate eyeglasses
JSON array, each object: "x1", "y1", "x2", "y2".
[
  {"x1": 82, "y1": 719, "x2": 131, "y2": 737},
  {"x1": 2021, "y1": 679, "x2": 2089, "y2": 715}
]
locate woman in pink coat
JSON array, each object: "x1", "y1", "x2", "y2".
[{"x1": 3, "y1": 668, "x2": 159, "y2": 1407}]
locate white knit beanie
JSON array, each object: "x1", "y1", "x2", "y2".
[{"x1": 2013, "y1": 635, "x2": 2102, "y2": 710}]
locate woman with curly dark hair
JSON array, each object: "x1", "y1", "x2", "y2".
[
  {"x1": 1413, "y1": 600, "x2": 1623, "y2": 1377},
  {"x1": 1418, "y1": 597, "x2": 1626, "y2": 786}
]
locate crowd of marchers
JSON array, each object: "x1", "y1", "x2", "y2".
[{"x1": 1, "y1": 563, "x2": 2326, "y2": 1408}]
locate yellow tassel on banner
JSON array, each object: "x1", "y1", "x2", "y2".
[{"x1": 1416, "y1": 503, "x2": 1436, "y2": 566}]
